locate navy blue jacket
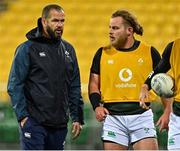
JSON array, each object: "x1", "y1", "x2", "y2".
[{"x1": 7, "y1": 18, "x2": 84, "y2": 128}]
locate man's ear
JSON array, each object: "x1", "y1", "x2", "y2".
[
  {"x1": 127, "y1": 27, "x2": 133, "y2": 36},
  {"x1": 41, "y1": 17, "x2": 47, "y2": 27}
]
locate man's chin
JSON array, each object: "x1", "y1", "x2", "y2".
[
  {"x1": 55, "y1": 33, "x2": 62, "y2": 39},
  {"x1": 110, "y1": 41, "x2": 116, "y2": 46},
  {"x1": 50, "y1": 34, "x2": 61, "y2": 40}
]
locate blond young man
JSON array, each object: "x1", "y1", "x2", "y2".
[{"x1": 89, "y1": 10, "x2": 171, "y2": 150}]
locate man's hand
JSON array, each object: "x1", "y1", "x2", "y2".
[
  {"x1": 72, "y1": 122, "x2": 82, "y2": 139},
  {"x1": 95, "y1": 106, "x2": 109, "y2": 122},
  {"x1": 139, "y1": 84, "x2": 150, "y2": 109},
  {"x1": 20, "y1": 117, "x2": 28, "y2": 127},
  {"x1": 157, "y1": 97, "x2": 172, "y2": 132},
  {"x1": 156, "y1": 113, "x2": 169, "y2": 132}
]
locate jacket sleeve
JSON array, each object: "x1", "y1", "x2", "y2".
[
  {"x1": 7, "y1": 43, "x2": 30, "y2": 122},
  {"x1": 68, "y1": 46, "x2": 84, "y2": 125}
]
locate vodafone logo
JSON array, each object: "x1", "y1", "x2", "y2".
[{"x1": 119, "y1": 68, "x2": 132, "y2": 82}]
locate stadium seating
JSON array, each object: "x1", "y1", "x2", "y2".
[{"x1": 0, "y1": 0, "x2": 180, "y2": 102}]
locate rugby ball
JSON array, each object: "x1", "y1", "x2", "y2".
[{"x1": 151, "y1": 73, "x2": 174, "y2": 97}]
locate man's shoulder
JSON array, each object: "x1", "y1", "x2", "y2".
[
  {"x1": 173, "y1": 38, "x2": 180, "y2": 47},
  {"x1": 13, "y1": 40, "x2": 34, "y2": 58},
  {"x1": 17, "y1": 40, "x2": 33, "y2": 50},
  {"x1": 138, "y1": 41, "x2": 152, "y2": 48},
  {"x1": 15, "y1": 40, "x2": 37, "y2": 55},
  {"x1": 174, "y1": 37, "x2": 180, "y2": 43}
]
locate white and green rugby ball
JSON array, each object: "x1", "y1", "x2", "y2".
[{"x1": 151, "y1": 73, "x2": 174, "y2": 98}]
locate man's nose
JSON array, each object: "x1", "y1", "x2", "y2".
[
  {"x1": 109, "y1": 28, "x2": 114, "y2": 34},
  {"x1": 57, "y1": 21, "x2": 64, "y2": 26}
]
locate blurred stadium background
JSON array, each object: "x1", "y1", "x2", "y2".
[{"x1": 0, "y1": 0, "x2": 179, "y2": 149}]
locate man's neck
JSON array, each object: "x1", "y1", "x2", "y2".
[
  {"x1": 42, "y1": 29, "x2": 50, "y2": 39},
  {"x1": 123, "y1": 37, "x2": 135, "y2": 49},
  {"x1": 114, "y1": 37, "x2": 135, "y2": 50}
]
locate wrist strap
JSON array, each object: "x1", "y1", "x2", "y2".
[{"x1": 89, "y1": 92, "x2": 101, "y2": 110}]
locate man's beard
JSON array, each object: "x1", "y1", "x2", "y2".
[
  {"x1": 46, "y1": 26, "x2": 61, "y2": 40},
  {"x1": 112, "y1": 36, "x2": 128, "y2": 49}
]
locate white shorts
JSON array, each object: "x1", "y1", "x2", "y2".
[
  {"x1": 168, "y1": 112, "x2": 180, "y2": 150},
  {"x1": 101, "y1": 109, "x2": 157, "y2": 146}
]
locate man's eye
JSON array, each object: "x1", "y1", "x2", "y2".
[{"x1": 113, "y1": 27, "x2": 119, "y2": 30}]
